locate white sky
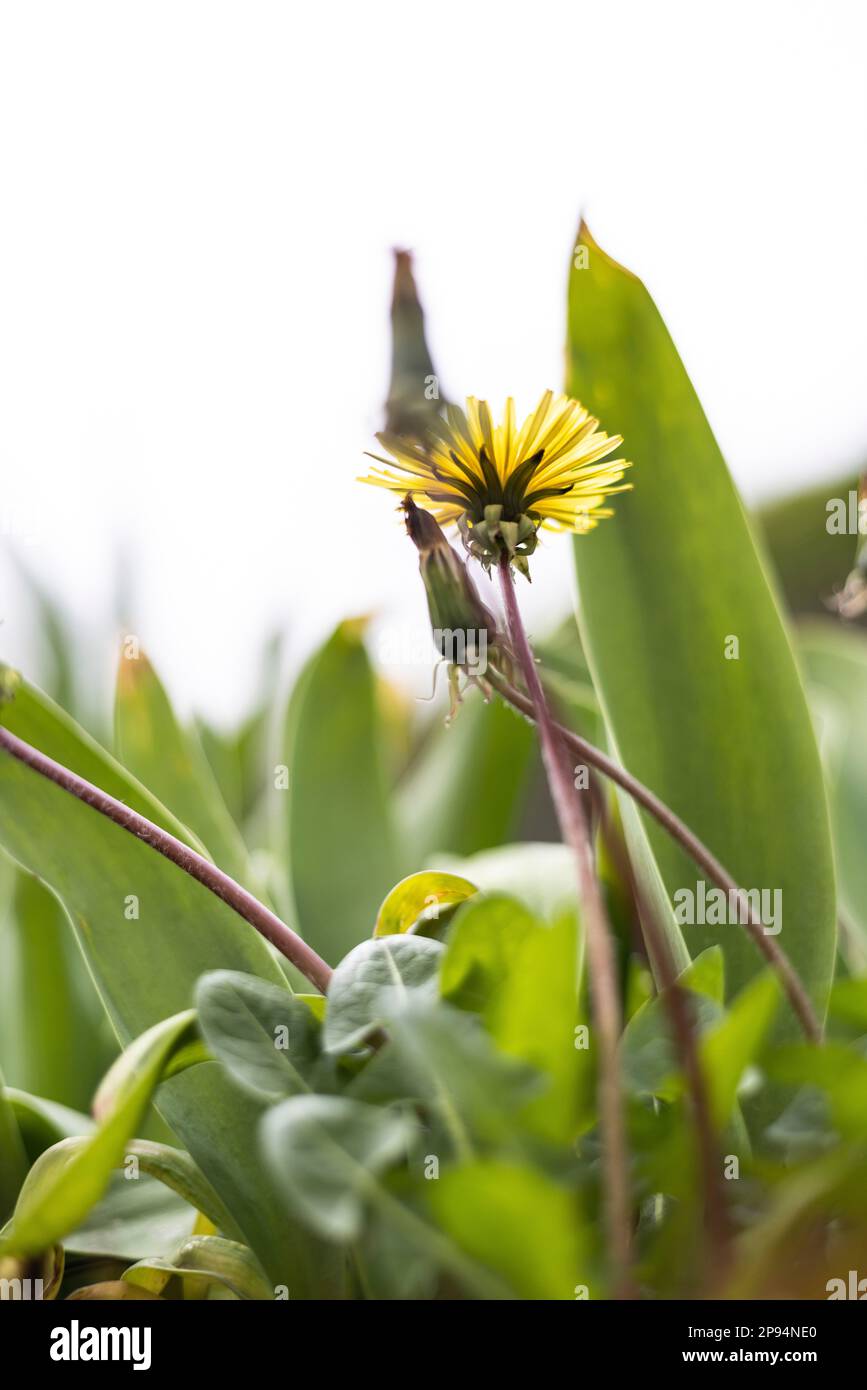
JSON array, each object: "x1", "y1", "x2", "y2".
[{"x1": 1, "y1": 0, "x2": 866, "y2": 723}]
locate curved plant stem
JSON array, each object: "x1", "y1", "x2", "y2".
[
  {"x1": 497, "y1": 557, "x2": 634, "y2": 1296},
  {"x1": 0, "y1": 725, "x2": 333, "y2": 995},
  {"x1": 486, "y1": 668, "x2": 821, "y2": 1044}
]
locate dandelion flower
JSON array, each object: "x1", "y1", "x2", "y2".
[{"x1": 361, "y1": 390, "x2": 631, "y2": 575}]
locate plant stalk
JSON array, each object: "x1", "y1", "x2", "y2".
[
  {"x1": 497, "y1": 556, "x2": 633, "y2": 1295},
  {"x1": 486, "y1": 668, "x2": 821, "y2": 1044},
  {"x1": 0, "y1": 725, "x2": 333, "y2": 995}
]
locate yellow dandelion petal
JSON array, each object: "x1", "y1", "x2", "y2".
[{"x1": 359, "y1": 389, "x2": 632, "y2": 570}]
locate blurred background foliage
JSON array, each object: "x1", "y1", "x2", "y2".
[
  {"x1": 1, "y1": 246, "x2": 865, "y2": 1112},
  {"x1": 1, "y1": 237, "x2": 867, "y2": 1299}
]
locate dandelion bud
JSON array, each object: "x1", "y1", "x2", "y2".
[{"x1": 402, "y1": 497, "x2": 499, "y2": 666}]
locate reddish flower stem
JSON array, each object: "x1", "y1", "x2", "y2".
[{"x1": 498, "y1": 557, "x2": 634, "y2": 1296}]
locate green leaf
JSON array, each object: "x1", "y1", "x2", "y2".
[
  {"x1": 756, "y1": 472, "x2": 862, "y2": 618},
  {"x1": 281, "y1": 621, "x2": 404, "y2": 959},
  {"x1": 373, "y1": 870, "x2": 478, "y2": 938},
  {"x1": 799, "y1": 622, "x2": 867, "y2": 960},
  {"x1": 0, "y1": 687, "x2": 343, "y2": 1293},
  {"x1": 68, "y1": 1172, "x2": 196, "y2": 1261},
  {"x1": 829, "y1": 977, "x2": 867, "y2": 1031},
  {"x1": 439, "y1": 892, "x2": 539, "y2": 1015},
  {"x1": 349, "y1": 1000, "x2": 540, "y2": 1148},
  {"x1": 0, "y1": 671, "x2": 203, "y2": 850},
  {"x1": 622, "y1": 948, "x2": 725, "y2": 1100},
  {"x1": 434, "y1": 842, "x2": 579, "y2": 922},
  {"x1": 765, "y1": 1041, "x2": 867, "y2": 1138},
  {"x1": 0, "y1": 1010, "x2": 195, "y2": 1254},
  {"x1": 9, "y1": 556, "x2": 79, "y2": 720},
  {"x1": 196, "y1": 970, "x2": 322, "y2": 1102},
  {"x1": 119, "y1": 1139, "x2": 238, "y2": 1238},
  {"x1": 397, "y1": 696, "x2": 536, "y2": 862},
  {"x1": 701, "y1": 972, "x2": 779, "y2": 1130},
  {"x1": 114, "y1": 649, "x2": 254, "y2": 890},
  {"x1": 486, "y1": 909, "x2": 589, "y2": 1143},
  {"x1": 322, "y1": 935, "x2": 443, "y2": 1055},
  {"x1": 0, "y1": 1066, "x2": 28, "y2": 1223},
  {"x1": 196, "y1": 631, "x2": 283, "y2": 833},
  {"x1": 261, "y1": 1095, "x2": 415, "y2": 1243},
  {"x1": 0, "y1": 869, "x2": 114, "y2": 1109},
  {"x1": 123, "y1": 1235, "x2": 273, "y2": 1300},
  {"x1": 6, "y1": 1090, "x2": 94, "y2": 1163},
  {"x1": 428, "y1": 1160, "x2": 587, "y2": 1300},
  {"x1": 567, "y1": 223, "x2": 836, "y2": 1029}
]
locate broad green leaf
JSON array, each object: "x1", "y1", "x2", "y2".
[
  {"x1": 196, "y1": 970, "x2": 322, "y2": 1102},
  {"x1": 373, "y1": 870, "x2": 477, "y2": 938},
  {"x1": 0, "y1": 1066, "x2": 28, "y2": 1223},
  {"x1": 567, "y1": 223, "x2": 836, "y2": 1028},
  {"x1": 799, "y1": 622, "x2": 867, "y2": 958},
  {"x1": 114, "y1": 649, "x2": 253, "y2": 889},
  {"x1": 434, "y1": 842, "x2": 579, "y2": 922},
  {"x1": 10, "y1": 556, "x2": 78, "y2": 721},
  {"x1": 281, "y1": 621, "x2": 404, "y2": 959},
  {"x1": 0, "y1": 689, "x2": 343, "y2": 1293},
  {"x1": 196, "y1": 630, "x2": 283, "y2": 833},
  {"x1": 439, "y1": 893, "x2": 538, "y2": 1016},
  {"x1": 117, "y1": 1139, "x2": 238, "y2": 1238},
  {"x1": 765, "y1": 1040, "x2": 867, "y2": 1138},
  {"x1": 397, "y1": 696, "x2": 536, "y2": 863},
  {"x1": 428, "y1": 1160, "x2": 587, "y2": 1300},
  {"x1": 261, "y1": 1095, "x2": 415, "y2": 1243},
  {"x1": 487, "y1": 910, "x2": 589, "y2": 1143},
  {"x1": 829, "y1": 977, "x2": 867, "y2": 1031},
  {"x1": 68, "y1": 1172, "x2": 196, "y2": 1261},
  {"x1": 7, "y1": 1090, "x2": 94, "y2": 1163},
  {"x1": 0, "y1": 869, "x2": 114, "y2": 1109},
  {"x1": 756, "y1": 472, "x2": 862, "y2": 618},
  {"x1": 701, "y1": 972, "x2": 779, "y2": 1130},
  {"x1": 0, "y1": 670, "x2": 203, "y2": 850},
  {"x1": 349, "y1": 1000, "x2": 540, "y2": 1149},
  {"x1": 322, "y1": 936, "x2": 443, "y2": 1055},
  {"x1": 1, "y1": 1010, "x2": 195, "y2": 1254},
  {"x1": 123, "y1": 1235, "x2": 272, "y2": 1300},
  {"x1": 622, "y1": 947, "x2": 725, "y2": 1100}
]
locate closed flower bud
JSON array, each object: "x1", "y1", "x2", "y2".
[{"x1": 402, "y1": 496, "x2": 499, "y2": 670}]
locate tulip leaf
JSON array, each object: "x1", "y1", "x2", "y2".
[
  {"x1": 0, "y1": 1010, "x2": 196, "y2": 1255},
  {"x1": 398, "y1": 696, "x2": 536, "y2": 863},
  {"x1": 123, "y1": 1235, "x2": 273, "y2": 1300},
  {"x1": 0, "y1": 683, "x2": 344, "y2": 1294},
  {"x1": 281, "y1": 621, "x2": 404, "y2": 960},
  {"x1": 566, "y1": 223, "x2": 836, "y2": 1030},
  {"x1": 0, "y1": 869, "x2": 114, "y2": 1110},
  {"x1": 114, "y1": 648, "x2": 254, "y2": 889},
  {"x1": 798, "y1": 622, "x2": 867, "y2": 961}
]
